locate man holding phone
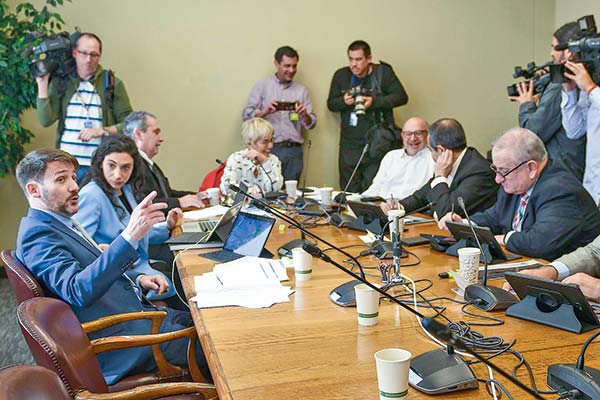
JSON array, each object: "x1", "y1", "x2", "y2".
[{"x1": 242, "y1": 46, "x2": 317, "y2": 181}]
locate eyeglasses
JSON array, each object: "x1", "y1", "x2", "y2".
[
  {"x1": 402, "y1": 130, "x2": 427, "y2": 137},
  {"x1": 489, "y1": 159, "x2": 529, "y2": 179},
  {"x1": 76, "y1": 49, "x2": 101, "y2": 59}
]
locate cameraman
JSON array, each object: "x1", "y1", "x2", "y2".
[
  {"x1": 561, "y1": 51, "x2": 600, "y2": 204},
  {"x1": 327, "y1": 40, "x2": 408, "y2": 193},
  {"x1": 510, "y1": 22, "x2": 585, "y2": 181},
  {"x1": 36, "y1": 32, "x2": 133, "y2": 181}
]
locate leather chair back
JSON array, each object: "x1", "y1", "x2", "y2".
[
  {"x1": 1, "y1": 249, "x2": 45, "y2": 304},
  {"x1": 17, "y1": 297, "x2": 110, "y2": 397},
  {"x1": 0, "y1": 365, "x2": 70, "y2": 399}
]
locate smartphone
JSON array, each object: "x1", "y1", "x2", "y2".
[{"x1": 275, "y1": 101, "x2": 296, "y2": 111}]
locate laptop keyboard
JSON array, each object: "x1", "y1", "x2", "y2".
[{"x1": 182, "y1": 219, "x2": 218, "y2": 233}]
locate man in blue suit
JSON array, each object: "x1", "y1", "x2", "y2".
[{"x1": 15, "y1": 149, "x2": 210, "y2": 384}]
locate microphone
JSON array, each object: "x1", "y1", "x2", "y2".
[
  {"x1": 329, "y1": 143, "x2": 370, "y2": 228},
  {"x1": 457, "y1": 196, "x2": 517, "y2": 311},
  {"x1": 294, "y1": 140, "x2": 318, "y2": 208},
  {"x1": 547, "y1": 330, "x2": 600, "y2": 399},
  {"x1": 254, "y1": 157, "x2": 286, "y2": 201},
  {"x1": 215, "y1": 158, "x2": 225, "y2": 166},
  {"x1": 302, "y1": 241, "x2": 543, "y2": 399}
]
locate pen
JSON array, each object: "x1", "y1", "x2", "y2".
[{"x1": 390, "y1": 193, "x2": 396, "y2": 210}]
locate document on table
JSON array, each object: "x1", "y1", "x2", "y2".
[
  {"x1": 183, "y1": 205, "x2": 228, "y2": 221},
  {"x1": 191, "y1": 257, "x2": 293, "y2": 309}
]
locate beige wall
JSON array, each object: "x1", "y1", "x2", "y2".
[
  {"x1": 556, "y1": 0, "x2": 600, "y2": 27},
  {"x1": 1, "y1": 0, "x2": 556, "y2": 251}
]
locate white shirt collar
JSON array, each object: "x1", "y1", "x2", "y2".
[{"x1": 138, "y1": 149, "x2": 153, "y2": 167}]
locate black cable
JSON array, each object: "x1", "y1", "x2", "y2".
[
  {"x1": 477, "y1": 378, "x2": 515, "y2": 400},
  {"x1": 461, "y1": 303, "x2": 505, "y2": 326}
]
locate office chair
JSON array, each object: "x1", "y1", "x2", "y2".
[{"x1": 0, "y1": 364, "x2": 71, "y2": 399}]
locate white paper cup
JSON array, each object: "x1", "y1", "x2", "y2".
[
  {"x1": 374, "y1": 348, "x2": 411, "y2": 399},
  {"x1": 285, "y1": 180, "x2": 298, "y2": 199},
  {"x1": 387, "y1": 209, "x2": 405, "y2": 241},
  {"x1": 206, "y1": 187, "x2": 220, "y2": 206},
  {"x1": 355, "y1": 283, "x2": 380, "y2": 326},
  {"x1": 320, "y1": 187, "x2": 333, "y2": 206},
  {"x1": 292, "y1": 247, "x2": 313, "y2": 281},
  {"x1": 457, "y1": 247, "x2": 481, "y2": 286}
]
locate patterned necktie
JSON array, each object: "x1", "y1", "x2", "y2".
[{"x1": 512, "y1": 193, "x2": 530, "y2": 232}]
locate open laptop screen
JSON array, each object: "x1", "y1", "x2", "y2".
[{"x1": 223, "y1": 211, "x2": 275, "y2": 256}]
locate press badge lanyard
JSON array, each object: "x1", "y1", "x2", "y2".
[{"x1": 75, "y1": 78, "x2": 100, "y2": 129}]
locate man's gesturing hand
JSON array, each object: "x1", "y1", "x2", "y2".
[{"x1": 125, "y1": 191, "x2": 167, "y2": 241}]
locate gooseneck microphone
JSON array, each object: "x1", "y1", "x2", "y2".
[
  {"x1": 457, "y1": 196, "x2": 517, "y2": 311},
  {"x1": 254, "y1": 157, "x2": 286, "y2": 200},
  {"x1": 303, "y1": 241, "x2": 543, "y2": 400},
  {"x1": 215, "y1": 158, "x2": 225, "y2": 166}
]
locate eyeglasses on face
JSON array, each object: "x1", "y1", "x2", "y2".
[
  {"x1": 402, "y1": 130, "x2": 427, "y2": 138},
  {"x1": 76, "y1": 49, "x2": 101, "y2": 59},
  {"x1": 489, "y1": 159, "x2": 529, "y2": 179}
]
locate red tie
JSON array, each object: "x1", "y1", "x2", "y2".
[{"x1": 512, "y1": 193, "x2": 529, "y2": 231}]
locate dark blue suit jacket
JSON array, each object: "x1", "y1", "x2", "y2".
[
  {"x1": 16, "y1": 208, "x2": 185, "y2": 384},
  {"x1": 471, "y1": 161, "x2": 600, "y2": 261}
]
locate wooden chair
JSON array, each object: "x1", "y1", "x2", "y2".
[{"x1": 17, "y1": 296, "x2": 217, "y2": 399}]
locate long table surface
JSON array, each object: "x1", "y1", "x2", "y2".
[{"x1": 176, "y1": 213, "x2": 600, "y2": 400}]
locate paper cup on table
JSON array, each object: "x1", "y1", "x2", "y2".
[
  {"x1": 457, "y1": 247, "x2": 481, "y2": 287},
  {"x1": 387, "y1": 209, "x2": 405, "y2": 240},
  {"x1": 285, "y1": 180, "x2": 298, "y2": 199},
  {"x1": 355, "y1": 283, "x2": 380, "y2": 326},
  {"x1": 320, "y1": 187, "x2": 333, "y2": 208},
  {"x1": 292, "y1": 247, "x2": 313, "y2": 281},
  {"x1": 206, "y1": 187, "x2": 220, "y2": 206},
  {"x1": 374, "y1": 348, "x2": 411, "y2": 399}
]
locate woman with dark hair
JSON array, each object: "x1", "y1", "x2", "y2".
[{"x1": 75, "y1": 134, "x2": 181, "y2": 304}]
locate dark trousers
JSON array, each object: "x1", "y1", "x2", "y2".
[
  {"x1": 272, "y1": 143, "x2": 303, "y2": 181},
  {"x1": 339, "y1": 143, "x2": 382, "y2": 193}
]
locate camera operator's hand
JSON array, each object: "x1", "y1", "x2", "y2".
[
  {"x1": 363, "y1": 95, "x2": 373, "y2": 110},
  {"x1": 295, "y1": 102, "x2": 313, "y2": 125},
  {"x1": 256, "y1": 100, "x2": 279, "y2": 118},
  {"x1": 78, "y1": 128, "x2": 105, "y2": 142},
  {"x1": 509, "y1": 81, "x2": 535, "y2": 105},
  {"x1": 36, "y1": 74, "x2": 50, "y2": 99},
  {"x1": 434, "y1": 149, "x2": 453, "y2": 178},
  {"x1": 564, "y1": 61, "x2": 598, "y2": 94},
  {"x1": 343, "y1": 92, "x2": 355, "y2": 106}
]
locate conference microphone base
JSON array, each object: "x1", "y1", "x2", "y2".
[
  {"x1": 409, "y1": 349, "x2": 478, "y2": 394},
  {"x1": 547, "y1": 364, "x2": 600, "y2": 399},
  {"x1": 278, "y1": 238, "x2": 313, "y2": 258},
  {"x1": 329, "y1": 280, "x2": 362, "y2": 307},
  {"x1": 464, "y1": 284, "x2": 518, "y2": 311}
]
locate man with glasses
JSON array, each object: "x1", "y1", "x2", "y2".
[
  {"x1": 36, "y1": 32, "x2": 133, "y2": 181},
  {"x1": 439, "y1": 127, "x2": 600, "y2": 261},
  {"x1": 362, "y1": 117, "x2": 435, "y2": 200},
  {"x1": 382, "y1": 118, "x2": 498, "y2": 219}
]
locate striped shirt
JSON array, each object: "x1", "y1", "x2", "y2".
[{"x1": 59, "y1": 80, "x2": 103, "y2": 166}]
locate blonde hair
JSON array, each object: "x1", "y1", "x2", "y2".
[{"x1": 241, "y1": 118, "x2": 274, "y2": 145}]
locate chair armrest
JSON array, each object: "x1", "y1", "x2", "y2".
[
  {"x1": 75, "y1": 382, "x2": 217, "y2": 400},
  {"x1": 81, "y1": 311, "x2": 167, "y2": 334}
]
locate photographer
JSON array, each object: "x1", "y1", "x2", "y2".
[
  {"x1": 510, "y1": 22, "x2": 585, "y2": 181},
  {"x1": 242, "y1": 46, "x2": 317, "y2": 181},
  {"x1": 327, "y1": 40, "x2": 408, "y2": 192},
  {"x1": 36, "y1": 32, "x2": 133, "y2": 181},
  {"x1": 561, "y1": 49, "x2": 600, "y2": 204}
]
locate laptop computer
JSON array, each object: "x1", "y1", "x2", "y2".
[
  {"x1": 166, "y1": 202, "x2": 243, "y2": 247},
  {"x1": 200, "y1": 211, "x2": 276, "y2": 263}
]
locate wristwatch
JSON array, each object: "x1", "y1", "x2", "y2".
[{"x1": 102, "y1": 128, "x2": 110, "y2": 136}]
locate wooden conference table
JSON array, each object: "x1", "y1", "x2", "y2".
[{"x1": 176, "y1": 213, "x2": 600, "y2": 400}]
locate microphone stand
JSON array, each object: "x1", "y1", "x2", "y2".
[
  {"x1": 457, "y1": 197, "x2": 517, "y2": 311},
  {"x1": 230, "y1": 184, "x2": 366, "y2": 306},
  {"x1": 330, "y1": 143, "x2": 369, "y2": 228},
  {"x1": 293, "y1": 140, "x2": 318, "y2": 208},
  {"x1": 255, "y1": 157, "x2": 286, "y2": 201},
  {"x1": 303, "y1": 241, "x2": 543, "y2": 400}
]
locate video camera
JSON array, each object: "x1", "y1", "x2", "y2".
[
  {"x1": 342, "y1": 86, "x2": 375, "y2": 115},
  {"x1": 506, "y1": 61, "x2": 552, "y2": 97},
  {"x1": 552, "y1": 15, "x2": 600, "y2": 85},
  {"x1": 21, "y1": 31, "x2": 81, "y2": 79}
]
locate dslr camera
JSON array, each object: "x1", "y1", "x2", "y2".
[
  {"x1": 506, "y1": 61, "x2": 552, "y2": 97},
  {"x1": 22, "y1": 31, "x2": 81, "y2": 79},
  {"x1": 551, "y1": 15, "x2": 600, "y2": 85},
  {"x1": 343, "y1": 86, "x2": 375, "y2": 115}
]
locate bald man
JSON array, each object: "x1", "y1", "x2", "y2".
[
  {"x1": 362, "y1": 117, "x2": 435, "y2": 200},
  {"x1": 439, "y1": 127, "x2": 600, "y2": 261}
]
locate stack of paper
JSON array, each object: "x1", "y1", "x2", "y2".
[
  {"x1": 191, "y1": 257, "x2": 293, "y2": 309},
  {"x1": 183, "y1": 205, "x2": 228, "y2": 221}
]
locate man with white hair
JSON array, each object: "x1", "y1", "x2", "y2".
[{"x1": 439, "y1": 127, "x2": 600, "y2": 261}]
